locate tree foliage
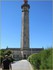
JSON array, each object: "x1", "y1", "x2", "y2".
[
  {"x1": 4, "y1": 50, "x2": 12, "y2": 56},
  {"x1": 0, "y1": 49, "x2": 14, "y2": 64}
]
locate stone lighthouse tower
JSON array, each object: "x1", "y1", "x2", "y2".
[
  {"x1": 2, "y1": 0, "x2": 43, "y2": 60},
  {"x1": 21, "y1": 0, "x2": 30, "y2": 50}
]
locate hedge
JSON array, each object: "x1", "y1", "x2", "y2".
[{"x1": 28, "y1": 48, "x2": 53, "y2": 70}]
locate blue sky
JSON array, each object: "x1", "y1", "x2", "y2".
[{"x1": 1, "y1": 0, "x2": 52, "y2": 49}]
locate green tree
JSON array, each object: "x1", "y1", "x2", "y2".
[{"x1": 4, "y1": 50, "x2": 12, "y2": 56}]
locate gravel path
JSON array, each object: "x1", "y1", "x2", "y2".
[
  {"x1": 0, "y1": 68, "x2": 2, "y2": 70},
  {"x1": 0, "y1": 60, "x2": 33, "y2": 70}
]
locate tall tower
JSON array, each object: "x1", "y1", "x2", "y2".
[{"x1": 21, "y1": 0, "x2": 30, "y2": 50}]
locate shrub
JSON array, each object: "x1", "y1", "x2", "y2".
[
  {"x1": 0, "y1": 56, "x2": 4, "y2": 64},
  {"x1": 4, "y1": 50, "x2": 12, "y2": 56},
  {"x1": 28, "y1": 48, "x2": 53, "y2": 70},
  {"x1": 28, "y1": 53, "x2": 41, "y2": 69}
]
